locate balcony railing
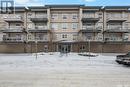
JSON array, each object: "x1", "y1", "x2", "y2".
[
  {"x1": 28, "y1": 38, "x2": 49, "y2": 42},
  {"x1": 30, "y1": 15, "x2": 48, "y2": 22},
  {"x1": 79, "y1": 26, "x2": 102, "y2": 33},
  {"x1": 104, "y1": 37, "x2": 128, "y2": 42},
  {"x1": 4, "y1": 15, "x2": 24, "y2": 22},
  {"x1": 82, "y1": 14, "x2": 99, "y2": 22},
  {"x1": 28, "y1": 26, "x2": 49, "y2": 33},
  {"x1": 1, "y1": 27, "x2": 24, "y2": 33},
  {"x1": 107, "y1": 16, "x2": 127, "y2": 22},
  {"x1": 35, "y1": 26, "x2": 48, "y2": 29},
  {"x1": 81, "y1": 38, "x2": 103, "y2": 42},
  {"x1": 104, "y1": 27, "x2": 130, "y2": 33},
  {"x1": 3, "y1": 36, "x2": 24, "y2": 42}
]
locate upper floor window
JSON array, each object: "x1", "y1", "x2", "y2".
[
  {"x1": 73, "y1": 34, "x2": 77, "y2": 40},
  {"x1": 16, "y1": 24, "x2": 21, "y2": 26},
  {"x1": 98, "y1": 12, "x2": 102, "y2": 18},
  {"x1": 28, "y1": 13, "x2": 32, "y2": 19},
  {"x1": 72, "y1": 14, "x2": 78, "y2": 19},
  {"x1": 51, "y1": 23, "x2": 58, "y2": 30},
  {"x1": 62, "y1": 14, "x2": 68, "y2": 19},
  {"x1": 62, "y1": 34, "x2": 67, "y2": 38},
  {"x1": 51, "y1": 14, "x2": 58, "y2": 20},
  {"x1": 28, "y1": 34, "x2": 32, "y2": 40},
  {"x1": 62, "y1": 23, "x2": 68, "y2": 29},
  {"x1": 72, "y1": 23, "x2": 78, "y2": 29}
]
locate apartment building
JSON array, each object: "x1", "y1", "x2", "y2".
[{"x1": 0, "y1": 5, "x2": 130, "y2": 53}]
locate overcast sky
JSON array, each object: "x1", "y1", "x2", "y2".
[{"x1": 12, "y1": 0, "x2": 130, "y2": 6}]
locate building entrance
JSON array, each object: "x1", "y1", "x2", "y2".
[{"x1": 59, "y1": 44, "x2": 71, "y2": 53}]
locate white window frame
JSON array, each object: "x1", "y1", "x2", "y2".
[
  {"x1": 72, "y1": 23, "x2": 78, "y2": 29},
  {"x1": 51, "y1": 23, "x2": 58, "y2": 30},
  {"x1": 72, "y1": 14, "x2": 78, "y2": 19},
  {"x1": 62, "y1": 23, "x2": 68, "y2": 29},
  {"x1": 51, "y1": 14, "x2": 58, "y2": 20},
  {"x1": 62, "y1": 34, "x2": 67, "y2": 38},
  {"x1": 62, "y1": 14, "x2": 68, "y2": 19}
]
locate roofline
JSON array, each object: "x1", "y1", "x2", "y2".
[
  {"x1": 28, "y1": 6, "x2": 47, "y2": 9},
  {"x1": 82, "y1": 6, "x2": 102, "y2": 9},
  {"x1": 104, "y1": 6, "x2": 130, "y2": 9},
  {"x1": 45, "y1": 4, "x2": 85, "y2": 8},
  {"x1": 6, "y1": 5, "x2": 130, "y2": 11}
]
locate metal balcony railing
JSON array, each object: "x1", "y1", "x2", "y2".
[
  {"x1": 3, "y1": 36, "x2": 24, "y2": 42},
  {"x1": 30, "y1": 15, "x2": 48, "y2": 22},
  {"x1": 4, "y1": 15, "x2": 24, "y2": 22},
  {"x1": 81, "y1": 38, "x2": 103, "y2": 42},
  {"x1": 104, "y1": 37, "x2": 129, "y2": 42},
  {"x1": 27, "y1": 26, "x2": 49, "y2": 33},
  {"x1": 105, "y1": 27, "x2": 130, "y2": 33},
  {"x1": 35, "y1": 26, "x2": 48, "y2": 30},
  {"x1": 80, "y1": 26, "x2": 102, "y2": 33},
  {"x1": 82, "y1": 14, "x2": 100, "y2": 22},
  {"x1": 1, "y1": 27, "x2": 24, "y2": 33},
  {"x1": 82, "y1": 13, "x2": 99, "y2": 18},
  {"x1": 107, "y1": 16, "x2": 127, "y2": 22},
  {"x1": 28, "y1": 38, "x2": 49, "y2": 42}
]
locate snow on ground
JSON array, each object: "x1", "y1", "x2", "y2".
[{"x1": 0, "y1": 52, "x2": 130, "y2": 87}]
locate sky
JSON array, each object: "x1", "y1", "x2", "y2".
[{"x1": 9, "y1": 0, "x2": 130, "y2": 6}]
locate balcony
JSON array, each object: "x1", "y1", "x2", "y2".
[
  {"x1": 79, "y1": 26, "x2": 102, "y2": 33},
  {"x1": 104, "y1": 38, "x2": 129, "y2": 43},
  {"x1": 81, "y1": 37, "x2": 103, "y2": 42},
  {"x1": 104, "y1": 27, "x2": 130, "y2": 33},
  {"x1": 30, "y1": 15, "x2": 48, "y2": 22},
  {"x1": 4, "y1": 15, "x2": 24, "y2": 23},
  {"x1": 3, "y1": 36, "x2": 24, "y2": 42},
  {"x1": 28, "y1": 26, "x2": 50, "y2": 33},
  {"x1": 82, "y1": 15, "x2": 100, "y2": 22},
  {"x1": 28, "y1": 37, "x2": 49, "y2": 42},
  {"x1": 1, "y1": 27, "x2": 24, "y2": 33},
  {"x1": 107, "y1": 17, "x2": 127, "y2": 22}
]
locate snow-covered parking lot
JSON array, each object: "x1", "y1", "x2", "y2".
[{"x1": 0, "y1": 52, "x2": 130, "y2": 87}]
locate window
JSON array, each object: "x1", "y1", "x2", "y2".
[
  {"x1": 16, "y1": 24, "x2": 21, "y2": 26},
  {"x1": 86, "y1": 33, "x2": 93, "y2": 40},
  {"x1": 62, "y1": 23, "x2": 68, "y2": 29},
  {"x1": 62, "y1": 34, "x2": 67, "y2": 38},
  {"x1": 98, "y1": 13, "x2": 102, "y2": 18},
  {"x1": 28, "y1": 13, "x2": 32, "y2": 18},
  {"x1": 16, "y1": 34, "x2": 21, "y2": 38},
  {"x1": 51, "y1": 14, "x2": 58, "y2": 19},
  {"x1": 44, "y1": 35, "x2": 47, "y2": 40},
  {"x1": 99, "y1": 13, "x2": 102, "y2": 15},
  {"x1": 51, "y1": 23, "x2": 58, "y2": 30},
  {"x1": 73, "y1": 34, "x2": 77, "y2": 40},
  {"x1": 72, "y1": 14, "x2": 78, "y2": 19},
  {"x1": 62, "y1": 14, "x2": 68, "y2": 19},
  {"x1": 38, "y1": 34, "x2": 43, "y2": 40},
  {"x1": 72, "y1": 23, "x2": 78, "y2": 29},
  {"x1": 28, "y1": 34, "x2": 32, "y2": 40}
]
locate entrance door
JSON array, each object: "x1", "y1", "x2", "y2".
[{"x1": 59, "y1": 44, "x2": 71, "y2": 53}]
